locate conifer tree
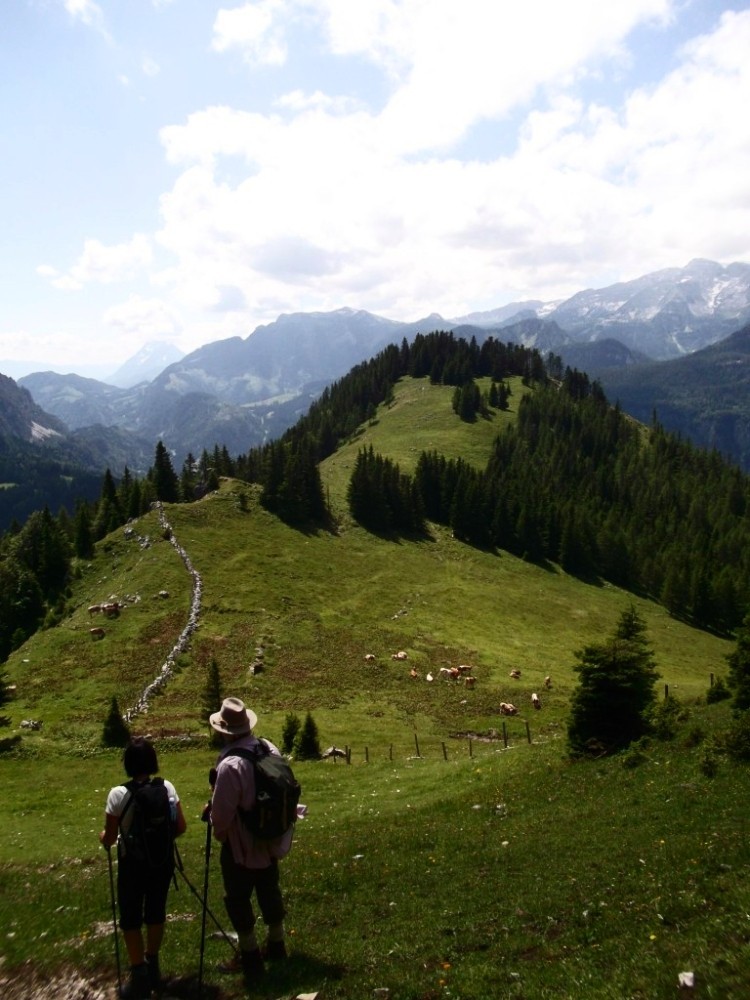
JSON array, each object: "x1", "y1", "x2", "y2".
[
  {"x1": 151, "y1": 441, "x2": 180, "y2": 504},
  {"x1": 201, "y1": 658, "x2": 222, "y2": 724},
  {"x1": 74, "y1": 503, "x2": 95, "y2": 560},
  {"x1": 294, "y1": 712, "x2": 322, "y2": 760},
  {"x1": 102, "y1": 696, "x2": 131, "y2": 747},
  {"x1": 117, "y1": 466, "x2": 134, "y2": 517},
  {"x1": 93, "y1": 469, "x2": 123, "y2": 539},
  {"x1": 567, "y1": 606, "x2": 659, "y2": 755},
  {"x1": 726, "y1": 614, "x2": 750, "y2": 712},
  {"x1": 181, "y1": 453, "x2": 198, "y2": 502},
  {"x1": 281, "y1": 712, "x2": 301, "y2": 755},
  {"x1": 0, "y1": 665, "x2": 8, "y2": 705},
  {"x1": 201, "y1": 658, "x2": 223, "y2": 745}
]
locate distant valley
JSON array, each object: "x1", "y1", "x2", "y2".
[{"x1": 3, "y1": 258, "x2": 750, "y2": 499}]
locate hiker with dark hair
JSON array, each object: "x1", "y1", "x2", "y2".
[
  {"x1": 100, "y1": 736, "x2": 187, "y2": 999},
  {"x1": 206, "y1": 697, "x2": 297, "y2": 987}
]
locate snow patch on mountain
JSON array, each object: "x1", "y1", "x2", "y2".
[{"x1": 30, "y1": 421, "x2": 62, "y2": 442}]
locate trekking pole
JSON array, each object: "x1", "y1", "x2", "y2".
[
  {"x1": 105, "y1": 846, "x2": 122, "y2": 993},
  {"x1": 198, "y1": 808, "x2": 212, "y2": 997},
  {"x1": 173, "y1": 844, "x2": 238, "y2": 953}
]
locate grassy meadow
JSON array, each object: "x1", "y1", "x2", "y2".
[{"x1": 1, "y1": 377, "x2": 749, "y2": 998}]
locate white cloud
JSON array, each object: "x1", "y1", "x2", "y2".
[
  {"x1": 275, "y1": 89, "x2": 361, "y2": 114},
  {"x1": 38, "y1": 235, "x2": 153, "y2": 291},
  {"x1": 212, "y1": 1, "x2": 289, "y2": 66},
  {"x1": 104, "y1": 295, "x2": 183, "y2": 341},
  {"x1": 151, "y1": 3, "x2": 750, "y2": 322},
  {"x1": 142, "y1": 55, "x2": 161, "y2": 77},
  {"x1": 62, "y1": 0, "x2": 110, "y2": 39},
  {"x1": 37, "y1": 0, "x2": 750, "y2": 365}
]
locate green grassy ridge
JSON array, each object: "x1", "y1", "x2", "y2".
[
  {"x1": 5, "y1": 478, "x2": 726, "y2": 752},
  {"x1": 320, "y1": 375, "x2": 528, "y2": 509},
  {"x1": 1, "y1": 375, "x2": 747, "y2": 997}
]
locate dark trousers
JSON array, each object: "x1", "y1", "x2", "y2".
[{"x1": 219, "y1": 843, "x2": 285, "y2": 935}]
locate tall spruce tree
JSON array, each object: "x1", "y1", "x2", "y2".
[
  {"x1": 74, "y1": 502, "x2": 95, "y2": 560},
  {"x1": 202, "y1": 658, "x2": 223, "y2": 746},
  {"x1": 151, "y1": 441, "x2": 181, "y2": 503},
  {"x1": 102, "y1": 696, "x2": 131, "y2": 747},
  {"x1": 294, "y1": 712, "x2": 322, "y2": 760},
  {"x1": 567, "y1": 606, "x2": 659, "y2": 755},
  {"x1": 726, "y1": 614, "x2": 750, "y2": 712}
]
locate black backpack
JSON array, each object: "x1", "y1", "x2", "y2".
[
  {"x1": 119, "y1": 777, "x2": 175, "y2": 868},
  {"x1": 225, "y1": 741, "x2": 301, "y2": 841}
]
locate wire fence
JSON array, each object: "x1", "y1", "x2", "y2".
[{"x1": 321, "y1": 719, "x2": 556, "y2": 765}]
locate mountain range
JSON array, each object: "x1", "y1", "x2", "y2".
[{"x1": 5, "y1": 258, "x2": 750, "y2": 481}]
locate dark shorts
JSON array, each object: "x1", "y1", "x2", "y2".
[{"x1": 117, "y1": 856, "x2": 174, "y2": 931}]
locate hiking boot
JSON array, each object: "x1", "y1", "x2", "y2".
[
  {"x1": 263, "y1": 939, "x2": 288, "y2": 961},
  {"x1": 145, "y1": 952, "x2": 161, "y2": 992},
  {"x1": 119, "y1": 962, "x2": 151, "y2": 999},
  {"x1": 240, "y1": 948, "x2": 266, "y2": 983},
  {"x1": 218, "y1": 948, "x2": 265, "y2": 980}
]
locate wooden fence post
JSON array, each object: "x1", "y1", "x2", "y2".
[
  {"x1": 389, "y1": 744, "x2": 393, "y2": 761},
  {"x1": 365, "y1": 746, "x2": 369, "y2": 764},
  {"x1": 469, "y1": 738, "x2": 473, "y2": 758},
  {"x1": 346, "y1": 745, "x2": 351, "y2": 765},
  {"x1": 502, "y1": 722, "x2": 508, "y2": 748},
  {"x1": 525, "y1": 721, "x2": 531, "y2": 744},
  {"x1": 442, "y1": 742, "x2": 447, "y2": 761},
  {"x1": 664, "y1": 683, "x2": 669, "y2": 699},
  {"x1": 414, "y1": 733, "x2": 421, "y2": 757}
]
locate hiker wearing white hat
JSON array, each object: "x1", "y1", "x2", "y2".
[{"x1": 206, "y1": 697, "x2": 294, "y2": 987}]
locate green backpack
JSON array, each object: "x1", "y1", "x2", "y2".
[{"x1": 225, "y1": 741, "x2": 301, "y2": 841}]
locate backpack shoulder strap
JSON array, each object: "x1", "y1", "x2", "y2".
[
  {"x1": 119, "y1": 780, "x2": 138, "y2": 827},
  {"x1": 223, "y1": 741, "x2": 269, "y2": 764}
]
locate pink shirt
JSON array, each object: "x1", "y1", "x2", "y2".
[{"x1": 210, "y1": 735, "x2": 294, "y2": 868}]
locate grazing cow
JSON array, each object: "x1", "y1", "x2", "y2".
[
  {"x1": 531, "y1": 692, "x2": 541, "y2": 710},
  {"x1": 409, "y1": 667, "x2": 418, "y2": 679},
  {"x1": 364, "y1": 653, "x2": 376, "y2": 662},
  {"x1": 391, "y1": 651, "x2": 408, "y2": 661},
  {"x1": 439, "y1": 667, "x2": 460, "y2": 681},
  {"x1": 21, "y1": 719, "x2": 43, "y2": 730},
  {"x1": 426, "y1": 672, "x2": 434, "y2": 682},
  {"x1": 90, "y1": 627, "x2": 106, "y2": 640},
  {"x1": 102, "y1": 602, "x2": 121, "y2": 618},
  {"x1": 509, "y1": 669, "x2": 521, "y2": 679},
  {"x1": 544, "y1": 675, "x2": 552, "y2": 689},
  {"x1": 457, "y1": 664, "x2": 473, "y2": 675},
  {"x1": 499, "y1": 702, "x2": 518, "y2": 716},
  {"x1": 87, "y1": 604, "x2": 103, "y2": 616},
  {"x1": 464, "y1": 676, "x2": 476, "y2": 688}
]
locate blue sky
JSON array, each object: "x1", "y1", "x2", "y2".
[{"x1": 2, "y1": 0, "x2": 749, "y2": 378}]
